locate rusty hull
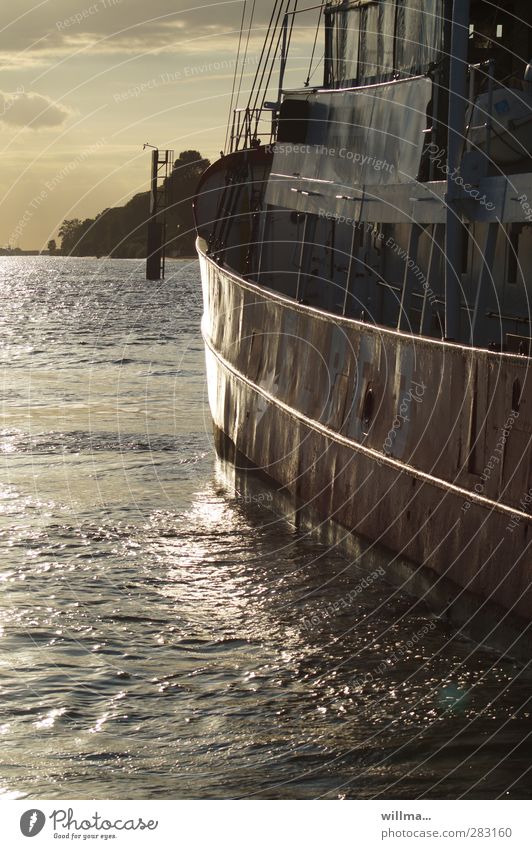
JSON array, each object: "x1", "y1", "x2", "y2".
[{"x1": 198, "y1": 240, "x2": 532, "y2": 635}]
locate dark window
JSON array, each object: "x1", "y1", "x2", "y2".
[
  {"x1": 507, "y1": 224, "x2": 521, "y2": 285},
  {"x1": 512, "y1": 378, "x2": 521, "y2": 413},
  {"x1": 362, "y1": 386, "x2": 375, "y2": 433},
  {"x1": 277, "y1": 99, "x2": 310, "y2": 144},
  {"x1": 462, "y1": 224, "x2": 470, "y2": 274}
]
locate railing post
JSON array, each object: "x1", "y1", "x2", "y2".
[
  {"x1": 444, "y1": 0, "x2": 471, "y2": 342},
  {"x1": 467, "y1": 64, "x2": 476, "y2": 153},
  {"x1": 485, "y1": 58, "x2": 495, "y2": 163},
  {"x1": 420, "y1": 224, "x2": 443, "y2": 336},
  {"x1": 470, "y1": 223, "x2": 498, "y2": 347},
  {"x1": 397, "y1": 224, "x2": 423, "y2": 332},
  {"x1": 296, "y1": 214, "x2": 308, "y2": 301}
]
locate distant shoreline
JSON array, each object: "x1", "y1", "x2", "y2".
[
  {"x1": 0, "y1": 252, "x2": 198, "y2": 260},
  {"x1": 0, "y1": 250, "x2": 44, "y2": 256}
]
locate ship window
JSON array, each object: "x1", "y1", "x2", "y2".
[
  {"x1": 496, "y1": 24, "x2": 503, "y2": 39},
  {"x1": 330, "y1": 0, "x2": 445, "y2": 87},
  {"x1": 381, "y1": 0, "x2": 396, "y2": 76},
  {"x1": 335, "y1": 6, "x2": 359, "y2": 84},
  {"x1": 330, "y1": 5, "x2": 356, "y2": 85},
  {"x1": 395, "y1": 0, "x2": 444, "y2": 77},
  {"x1": 359, "y1": 5, "x2": 379, "y2": 81},
  {"x1": 357, "y1": 1, "x2": 396, "y2": 83}
]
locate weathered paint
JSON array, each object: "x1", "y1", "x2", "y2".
[{"x1": 198, "y1": 241, "x2": 532, "y2": 625}]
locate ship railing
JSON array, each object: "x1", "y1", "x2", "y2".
[
  {"x1": 465, "y1": 59, "x2": 496, "y2": 157},
  {"x1": 374, "y1": 278, "x2": 531, "y2": 342},
  {"x1": 229, "y1": 106, "x2": 277, "y2": 153}
]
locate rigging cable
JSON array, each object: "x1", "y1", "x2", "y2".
[
  {"x1": 261, "y1": 0, "x2": 299, "y2": 102},
  {"x1": 224, "y1": 0, "x2": 248, "y2": 154},
  {"x1": 238, "y1": 0, "x2": 281, "y2": 147},
  {"x1": 248, "y1": 0, "x2": 289, "y2": 126},
  {"x1": 251, "y1": 0, "x2": 300, "y2": 143},
  {"x1": 235, "y1": 0, "x2": 257, "y2": 109},
  {"x1": 245, "y1": 1, "x2": 281, "y2": 114},
  {"x1": 286, "y1": 0, "x2": 298, "y2": 57},
  {"x1": 247, "y1": 0, "x2": 285, "y2": 116},
  {"x1": 253, "y1": 0, "x2": 290, "y2": 110}
]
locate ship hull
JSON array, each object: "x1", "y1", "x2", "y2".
[{"x1": 198, "y1": 240, "x2": 532, "y2": 650}]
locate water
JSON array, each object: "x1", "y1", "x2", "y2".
[{"x1": 1, "y1": 256, "x2": 531, "y2": 800}]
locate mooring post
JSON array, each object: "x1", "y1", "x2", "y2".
[
  {"x1": 145, "y1": 146, "x2": 173, "y2": 280},
  {"x1": 146, "y1": 148, "x2": 163, "y2": 280}
]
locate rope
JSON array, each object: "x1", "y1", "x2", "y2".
[
  {"x1": 305, "y1": 4, "x2": 323, "y2": 86},
  {"x1": 306, "y1": 53, "x2": 324, "y2": 86}
]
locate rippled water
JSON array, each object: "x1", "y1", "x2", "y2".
[{"x1": 1, "y1": 256, "x2": 532, "y2": 800}]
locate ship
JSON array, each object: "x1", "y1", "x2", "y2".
[{"x1": 194, "y1": 0, "x2": 532, "y2": 653}]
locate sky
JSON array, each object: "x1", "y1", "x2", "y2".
[{"x1": 0, "y1": 0, "x2": 318, "y2": 249}]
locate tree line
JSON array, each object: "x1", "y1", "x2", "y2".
[{"x1": 58, "y1": 150, "x2": 210, "y2": 258}]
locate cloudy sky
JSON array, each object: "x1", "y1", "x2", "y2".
[{"x1": 0, "y1": 0, "x2": 317, "y2": 249}]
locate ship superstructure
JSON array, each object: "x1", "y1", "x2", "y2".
[{"x1": 195, "y1": 1, "x2": 532, "y2": 648}]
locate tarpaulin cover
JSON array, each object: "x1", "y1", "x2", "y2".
[
  {"x1": 267, "y1": 76, "x2": 432, "y2": 197},
  {"x1": 330, "y1": 0, "x2": 445, "y2": 87}
]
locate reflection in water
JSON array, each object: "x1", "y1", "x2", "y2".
[{"x1": 0, "y1": 257, "x2": 531, "y2": 800}]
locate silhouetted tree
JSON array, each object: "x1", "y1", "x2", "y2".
[
  {"x1": 58, "y1": 150, "x2": 210, "y2": 258},
  {"x1": 172, "y1": 150, "x2": 211, "y2": 183},
  {"x1": 58, "y1": 219, "x2": 84, "y2": 255}
]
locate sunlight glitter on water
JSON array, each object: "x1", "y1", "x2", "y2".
[{"x1": 1, "y1": 257, "x2": 532, "y2": 800}]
